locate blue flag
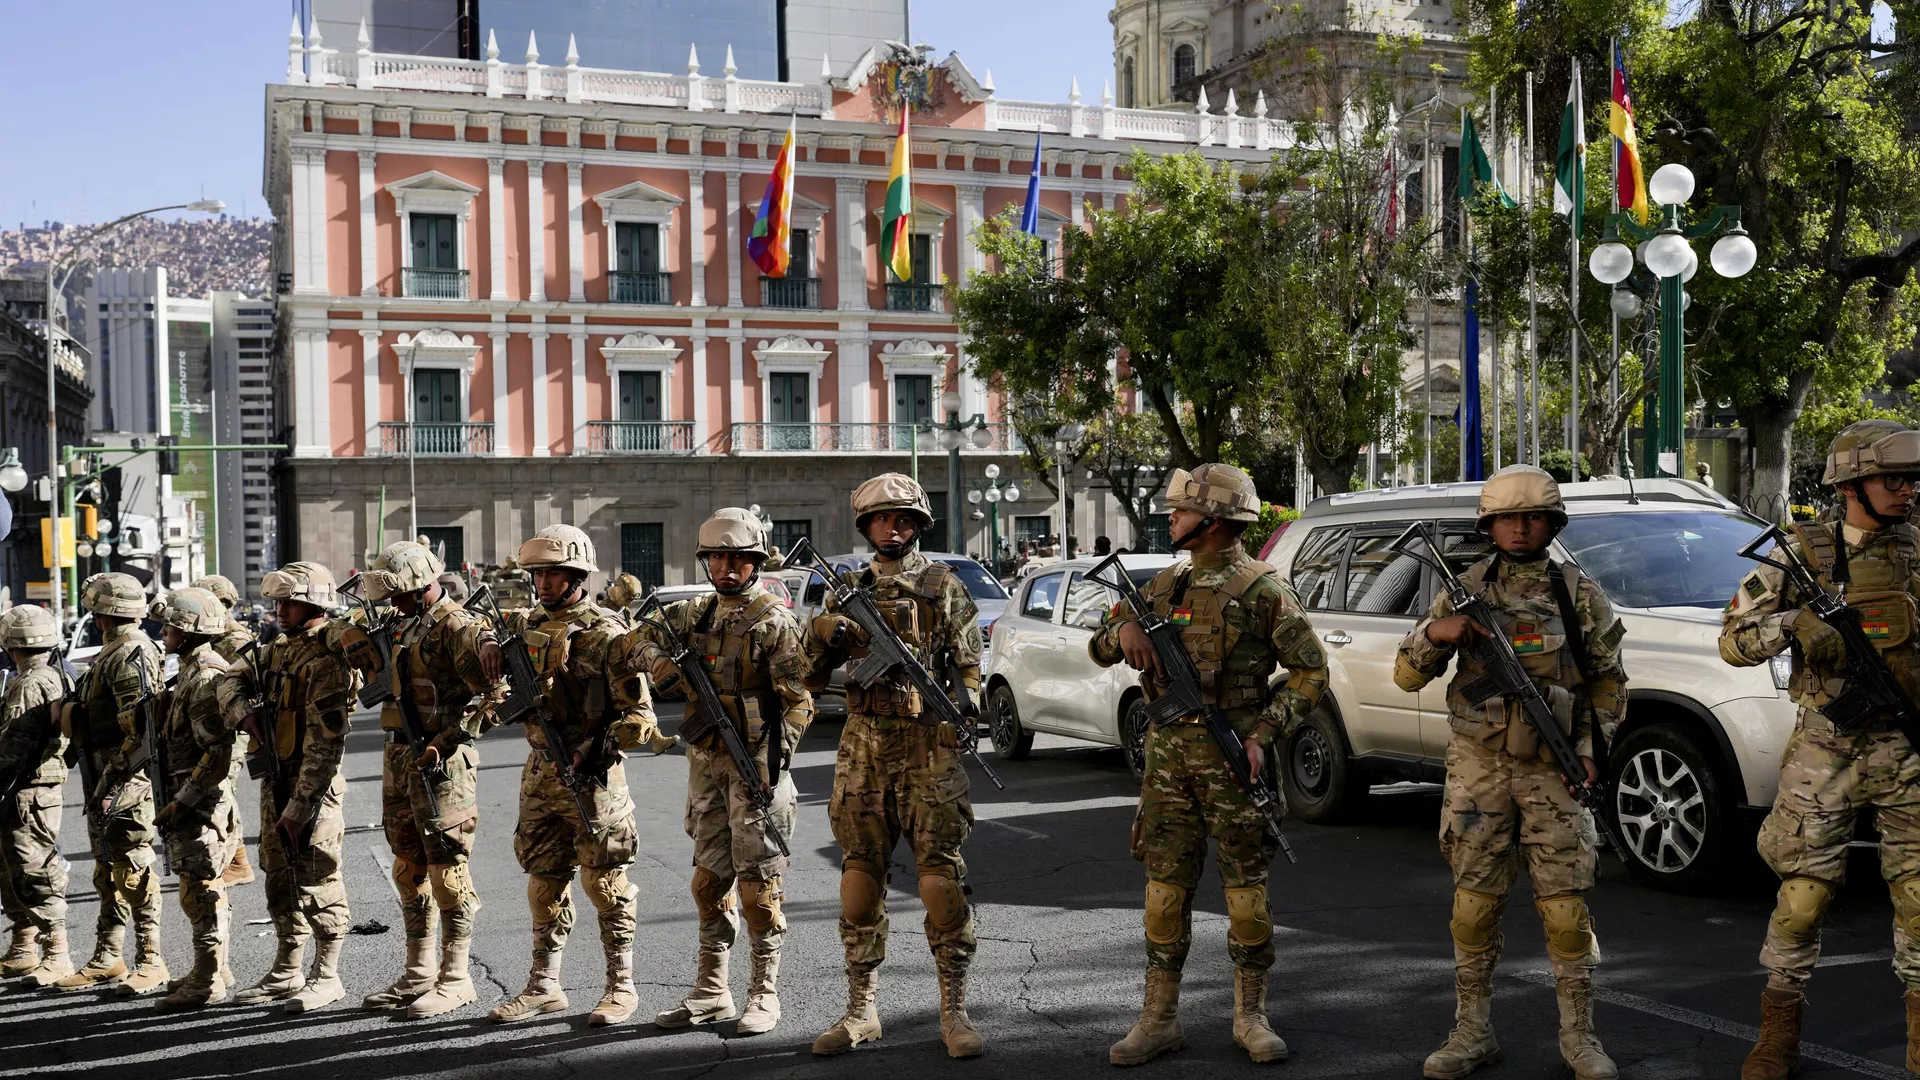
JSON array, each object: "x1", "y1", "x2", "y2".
[
  {"x1": 1020, "y1": 131, "x2": 1042, "y2": 235},
  {"x1": 1459, "y1": 279, "x2": 1486, "y2": 481}
]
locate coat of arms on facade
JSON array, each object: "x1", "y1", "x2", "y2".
[{"x1": 876, "y1": 41, "x2": 942, "y2": 118}]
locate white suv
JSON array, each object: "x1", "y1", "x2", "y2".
[{"x1": 1263, "y1": 478, "x2": 1795, "y2": 891}]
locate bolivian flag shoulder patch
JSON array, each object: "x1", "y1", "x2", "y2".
[
  {"x1": 1511, "y1": 622, "x2": 1544, "y2": 653},
  {"x1": 1170, "y1": 608, "x2": 1194, "y2": 626}
]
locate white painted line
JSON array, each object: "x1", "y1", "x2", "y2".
[{"x1": 981, "y1": 818, "x2": 1049, "y2": 840}]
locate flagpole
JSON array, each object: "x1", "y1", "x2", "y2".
[
  {"x1": 1609, "y1": 38, "x2": 1621, "y2": 468},
  {"x1": 1569, "y1": 66, "x2": 1583, "y2": 483},
  {"x1": 1488, "y1": 86, "x2": 1502, "y2": 472},
  {"x1": 1460, "y1": 107, "x2": 1470, "y2": 481},
  {"x1": 1422, "y1": 112, "x2": 1433, "y2": 485},
  {"x1": 1526, "y1": 71, "x2": 1539, "y2": 467}
]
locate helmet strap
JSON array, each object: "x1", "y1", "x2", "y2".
[
  {"x1": 1849, "y1": 480, "x2": 1907, "y2": 528},
  {"x1": 1171, "y1": 515, "x2": 1217, "y2": 552}
]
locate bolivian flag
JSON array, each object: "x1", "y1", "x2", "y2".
[
  {"x1": 1610, "y1": 41, "x2": 1650, "y2": 224},
  {"x1": 881, "y1": 105, "x2": 914, "y2": 281},
  {"x1": 747, "y1": 115, "x2": 796, "y2": 276}
]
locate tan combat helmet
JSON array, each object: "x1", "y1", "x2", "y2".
[
  {"x1": 192, "y1": 575, "x2": 240, "y2": 610},
  {"x1": 261, "y1": 561, "x2": 341, "y2": 609},
  {"x1": 375, "y1": 540, "x2": 445, "y2": 595},
  {"x1": 154, "y1": 587, "x2": 229, "y2": 637},
  {"x1": 852, "y1": 473, "x2": 934, "y2": 533},
  {"x1": 0, "y1": 605, "x2": 58, "y2": 650},
  {"x1": 1823, "y1": 420, "x2": 1920, "y2": 485},
  {"x1": 1476, "y1": 464, "x2": 1568, "y2": 532},
  {"x1": 603, "y1": 572, "x2": 644, "y2": 609},
  {"x1": 81, "y1": 572, "x2": 148, "y2": 618},
  {"x1": 696, "y1": 507, "x2": 771, "y2": 560},
  {"x1": 516, "y1": 524, "x2": 599, "y2": 574},
  {"x1": 1165, "y1": 463, "x2": 1262, "y2": 523}
]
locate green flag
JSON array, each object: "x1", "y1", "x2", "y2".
[
  {"x1": 1553, "y1": 66, "x2": 1587, "y2": 236},
  {"x1": 1459, "y1": 113, "x2": 1517, "y2": 208}
]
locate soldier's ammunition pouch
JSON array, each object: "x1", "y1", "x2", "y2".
[{"x1": 846, "y1": 682, "x2": 922, "y2": 718}]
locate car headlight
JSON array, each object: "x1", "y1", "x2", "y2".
[{"x1": 1769, "y1": 653, "x2": 1793, "y2": 692}]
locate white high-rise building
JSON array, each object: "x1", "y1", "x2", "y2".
[{"x1": 211, "y1": 292, "x2": 281, "y2": 595}]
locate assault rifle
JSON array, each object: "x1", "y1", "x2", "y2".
[
  {"x1": 1083, "y1": 554, "x2": 1296, "y2": 864},
  {"x1": 340, "y1": 572, "x2": 396, "y2": 708},
  {"x1": 1389, "y1": 522, "x2": 1630, "y2": 859},
  {"x1": 466, "y1": 585, "x2": 609, "y2": 834},
  {"x1": 392, "y1": 644, "x2": 445, "y2": 819},
  {"x1": 1737, "y1": 523, "x2": 1920, "y2": 750},
  {"x1": 239, "y1": 638, "x2": 282, "y2": 788},
  {"x1": 116, "y1": 659, "x2": 173, "y2": 875},
  {"x1": 633, "y1": 594, "x2": 789, "y2": 857},
  {"x1": 785, "y1": 539, "x2": 1003, "y2": 791}
]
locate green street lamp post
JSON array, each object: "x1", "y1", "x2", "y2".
[
  {"x1": 967, "y1": 464, "x2": 1022, "y2": 575},
  {"x1": 909, "y1": 389, "x2": 991, "y2": 552},
  {"x1": 1586, "y1": 163, "x2": 1757, "y2": 477}
]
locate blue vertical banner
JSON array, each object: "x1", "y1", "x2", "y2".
[
  {"x1": 1460, "y1": 278, "x2": 1486, "y2": 481},
  {"x1": 1020, "y1": 130, "x2": 1043, "y2": 235}
]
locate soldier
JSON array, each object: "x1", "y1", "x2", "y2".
[
  {"x1": 1394, "y1": 465, "x2": 1628, "y2": 1080},
  {"x1": 148, "y1": 588, "x2": 246, "y2": 1011},
  {"x1": 1089, "y1": 463, "x2": 1328, "y2": 1067},
  {"x1": 54, "y1": 573, "x2": 167, "y2": 995},
  {"x1": 801, "y1": 474, "x2": 985, "y2": 1059},
  {"x1": 359, "y1": 540, "x2": 501, "y2": 1019},
  {"x1": 435, "y1": 572, "x2": 470, "y2": 604},
  {"x1": 1721, "y1": 421, "x2": 1920, "y2": 1079},
  {"x1": 632, "y1": 508, "x2": 813, "y2": 1036},
  {"x1": 478, "y1": 524, "x2": 661, "y2": 1026},
  {"x1": 0, "y1": 606, "x2": 72, "y2": 987},
  {"x1": 193, "y1": 574, "x2": 257, "y2": 889},
  {"x1": 233, "y1": 562, "x2": 371, "y2": 1013}
]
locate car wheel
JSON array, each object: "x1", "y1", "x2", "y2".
[
  {"x1": 1610, "y1": 723, "x2": 1736, "y2": 892},
  {"x1": 988, "y1": 684, "x2": 1034, "y2": 761},
  {"x1": 1282, "y1": 706, "x2": 1369, "y2": 824},
  {"x1": 1121, "y1": 694, "x2": 1150, "y2": 780}
]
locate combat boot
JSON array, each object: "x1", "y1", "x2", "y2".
[
  {"x1": 1740, "y1": 988, "x2": 1803, "y2": 1080},
  {"x1": 736, "y1": 943, "x2": 780, "y2": 1035},
  {"x1": 284, "y1": 934, "x2": 345, "y2": 1013},
  {"x1": 53, "y1": 938, "x2": 125, "y2": 992},
  {"x1": 1, "y1": 926, "x2": 38, "y2": 978},
  {"x1": 235, "y1": 933, "x2": 307, "y2": 1004},
  {"x1": 489, "y1": 948, "x2": 568, "y2": 1023},
  {"x1": 811, "y1": 969, "x2": 882, "y2": 1055},
  {"x1": 364, "y1": 902, "x2": 436, "y2": 1010},
  {"x1": 406, "y1": 908, "x2": 476, "y2": 1019},
  {"x1": 1424, "y1": 968, "x2": 1498, "y2": 1079},
  {"x1": 1110, "y1": 967, "x2": 1185, "y2": 1067},
  {"x1": 1556, "y1": 975, "x2": 1617, "y2": 1080},
  {"x1": 1232, "y1": 966, "x2": 1289, "y2": 1063},
  {"x1": 589, "y1": 949, "x2": 638, "y2": 1026},
  {"x1": 25, "y1": 923, "x2": 74, "y2": 988},
  {"x1": 154, "y1": 943, "x2": 224, "y2": 1012},
  {"x1": 112, "y1": 925, "x2": 170, "y2": 998},
  {"x1": 221, "y1": 844, "x2": 255, "y2": 887},
  {"x1": 655, "y1": 944, "x2": 736, "y2": 1028},
  {"x1": 938, "y1": 969, "x2": 983, "y2": 1058}
]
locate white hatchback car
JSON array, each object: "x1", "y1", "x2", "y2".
[{"x1": 983, "y1": 553, "x2": 1180, "y2": 777}]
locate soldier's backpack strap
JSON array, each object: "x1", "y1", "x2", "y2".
[
  {"x1": 1459, "y1": 555, "x2": 1498, "y2": 600},
  {"x1": 1548, "y1": 560, "x2": 1590, "y2": 682},
  {"x1": 1217, "y1": 560, "x2": 1281, "y2": 661}
]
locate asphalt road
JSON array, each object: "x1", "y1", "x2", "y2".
[{"x1": 5, "y1": 702, "x2": 1913, "y2": 1079}]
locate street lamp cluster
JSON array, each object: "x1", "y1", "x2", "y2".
[{"x1": 967, "y1": 462, "x2": 1022, "y2": 569}]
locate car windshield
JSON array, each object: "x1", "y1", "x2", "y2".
[
  {"x1": 1558, "y1": 509, "x2": 1767, "y2": 609},
  {"x1": 936, "y1": 558, "x2": 1009, "y2": 601}
]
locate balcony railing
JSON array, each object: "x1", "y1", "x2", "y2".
[
  {"x1": 729, "y1": 422, "x2": 1014, "y2": 453},
  {"x1": 761, "y1": 275, "x2": 821, "y2": 309},
  {"x1": 611, "y1": 270, "x2": 673, "y2": 304},
  {"x1": 586, "y1": 420, "x2": 695, "y2": 453},
  {"x1": 886, "y1": 282, "x2": 942, "y2": 312},
  {"x1": 403, "y1": 267, "x2": 470, "y2": 300},
  {"x1": 379, "y1": 421, "x2": 494, "y2": 456}
]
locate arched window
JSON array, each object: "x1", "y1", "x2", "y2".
[
  {"x1": 1121, "y1": 56, "x2": 1136, "y2": 108},
  {"x1": 1172, "y1": 43, "x2": 1196, "y2": 88}
]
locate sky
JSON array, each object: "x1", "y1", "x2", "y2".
[{"x1": 0, "y1": 0, "x2": 1117, "y2": 230}]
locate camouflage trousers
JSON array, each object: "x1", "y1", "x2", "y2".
[
  {"x1": 1440, "y1": 734, "x2": 1598, "y2": 899},
  {"x1": 828, "y1": 714, "x2": 976, "y2": 979},
  {"x1": 685, "y1": 740, "x2": 797, "y2": 952},
  {"x1": 512, "y1": 750, "x2": 638, "y2": 953},
  {"x1": 1132, "y1": 722, "x2": 1281, "y2": 973},
  {"x1": 163, "y1": 792, "x2": 240, "y2": 964},
  {"x1": 0, "y1": 784, "x2": 67, "y2": 935},
  {"x1": 83, "y1": 772, "x2": 160, "y2": 955},
  {"x1": 382, "y1": 739, "x2": 481, "y2": 915},
  {"x1": 258, "y1": 773, "x2": 351, "y2": 940},
  {"x1": 1757, "y1": 719, "x2": 1920, "y2": 990}
]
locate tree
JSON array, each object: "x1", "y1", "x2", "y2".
[{"x1": 1079, "y1": 411, "x2": 1175, "y2": 539}]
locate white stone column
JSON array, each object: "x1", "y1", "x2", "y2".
[
  {"x1": 530, "y1": 328, "x2": 550, "y2": 455},
  {"x1": 690, "y1": 318, "x2": 710, "y2": 451},
  {"x1": 569, "y1": 320, "x2": 588, "y2": 454},
  {"x1": 307, "y1": 148, "x2": 330, "y2": 295},
  {"x1": 487, "y1": 157, "x2": 507, "y2": 300},
  {"x1": 727, "y1": 321, "x2": 745, "y2": 433},
  {"x1": 291, "y1": 147, "x2": 325, "y2": 295},
  {"x1": 526, "y1": 156, "x2": 547, "y2": 302},
  {"x1": 1070, "y1": 186, "x2": 1085, "y2": 230},
  {"x1": 958, "y1": 344, "x2": 985, "y2": 423},
  {"x1": 839, "y1": 323, "x2": 870, "y2": 425},
  {"x1": 725, "y1": 169, "x2": 743, "y2": 307},
  {"x1": 490, "y1": 328, "x2": 510, "y2": 455},
  {"x1": 835, "y1": 177, "x2": 868, "y2": 311},
  {"x1": 292, "y1": 325, "x2": 331, "y2": 458},
  {"x1": 687, "y1": 167, "x2": 707, "y2": 306},
  {"x1": 358, "y1": 151, "x2": 378, "y2": 296},
  {"x1": 566, "y1": 161, "x2": 585, "y2": 301},
  {"x1": 360, "y1": 328, "x2": 381, "y2": 452},
  {"x1": 956, "y1": 184, "x2": 986, "y2": 280}
]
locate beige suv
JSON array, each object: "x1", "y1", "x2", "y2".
[{"x1": 1263, "y1": 478, "x2": 1795, "y2": 891}]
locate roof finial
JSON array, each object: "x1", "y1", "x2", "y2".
[
  {"x1": 724, "y1": 44, "x2": 737, "y2": 76},
  {"x1": 565, "y1": 34, "x2": 579, "y2": 66},
  {"x1": 486, "y1": 28, "x2": 499, "y2": 60},
  {"x1": 525, "y1": 30, "x2": 539, "y2": 64}
]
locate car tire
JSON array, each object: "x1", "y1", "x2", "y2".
[
  {"x1": 1121, "y1": 694, "x2": 1150, "y2": 780},
  {"x1": 1609, "y1": 723, "x2": 1737, "y2": 893},
  {"x1": 1282, "y1": 706, "x2": 1369, "y2": 824},
  {"x1": 988, "y1": 684, "x2": 1034, "y2": 761}
]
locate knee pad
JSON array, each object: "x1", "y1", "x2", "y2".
[
  {"x1": 527, "y1": 873, "x2": 572, "y2": 924},
  {"x1": 1893, "y1": 877, "x2": 1920, "y2": 942},
  {"x1": 917, "y1": 864, "x2": 969, "y2": 934},
  {"x1": 1535, "y1": 894, "x2": 1598, "y2": 964},
  {"x1": 427, "y1": 863, "x2": 478, "y2": 914},
  {"x1": 1143, "y1": 880, "x2": 1188, "y2": 947},
  {"x1": 691, "y1": 866, "x2": 737, "y2": 924},
  {"x1": 579, "y1": 865, "x2": 633, "y2": 913},
  {"x1": 392, "y1": 856, "x2": 428, "y2": 905},
  {"x1": 1224, "y1": 884, "x2": 1273, "y2": 949},
  {"x1": 1773, "y1": 877, "x2": 1835, "y2": 947},
  {"x1": 1449, "y1": 888, "x2": 1504, "y2": 954},
  {"x1": 738, "y1": 877, "x2": 785, "y2": 936},
  {"x1": 840, "y1": 866, "x2": 883, "y2": 926}
]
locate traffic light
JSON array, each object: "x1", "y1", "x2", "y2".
[{"x1": 157, "y1": 434, "x2": 179, "y2": 475}]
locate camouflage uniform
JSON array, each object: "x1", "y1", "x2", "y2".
[
  {"x1": 802, "y1": 474, "x2": 985, "y2": 1058},
  {"x1": 0, "y1": 607, "x2": 71, "y2": 986},
  {"x1": 1089, "y1": 465, "x2": 1327, "y2": 1067},
  {"x1": 633, "y1": 507, "x2": 814, "y2": 1035},
  {"x1": 487, "y1": 524, "x2": 661, "y2": 1027},
  {"x1": 1395, "y1": 465, "x2": 1627, "y2": 1080},
  {"x1": 150, "y1": 589, "x2": 246, "y2": 1010},
  {"x1": 59, "y1": 573, "x2": 168, "y2": 994},
  {"x1": 194, "y1": 574, "x2": 256, "y2": 891}
]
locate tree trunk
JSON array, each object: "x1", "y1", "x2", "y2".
[
  {"x1": 1306, "y1": 447, "x2": 1360, "y2": 501},
  {"x1": 1737, "y1": 367, "x2": 1817, "y2": 522}
]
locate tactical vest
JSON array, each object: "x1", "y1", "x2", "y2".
[
  {"x1": 383, "y1": 602, "x2": 469, "y2": 735},
  {"x1": 1785, "y1": 520, "x2": 1920, "y2": 709},
  {"x1": 162, "y1": 649, "x2": 229, "y2": 789},
  {"x1": 845, "y1": 560, "x2": 955, "y2": 718},
  {"x1": 82, "y1": 629, "x2": 157, "y2": 762},
  {"x1": 267, "y1": 624, "x2": 354, "y2": 764},
  {"x1": 1145, "y1": 557, "x2": 1279, "y2": 716},
  {"x1": 519, "y1": 601, "x2": 616, "y2": 739},
  {"x1": 681, "y1": 589, "x2": 784, "y2": 745},
  {"x1": 1447, "y1": 557, "x2": 1588, "y2": 755},
  {"x1": 3, "y1": 665, "x2": 68, "y2": 787}
]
